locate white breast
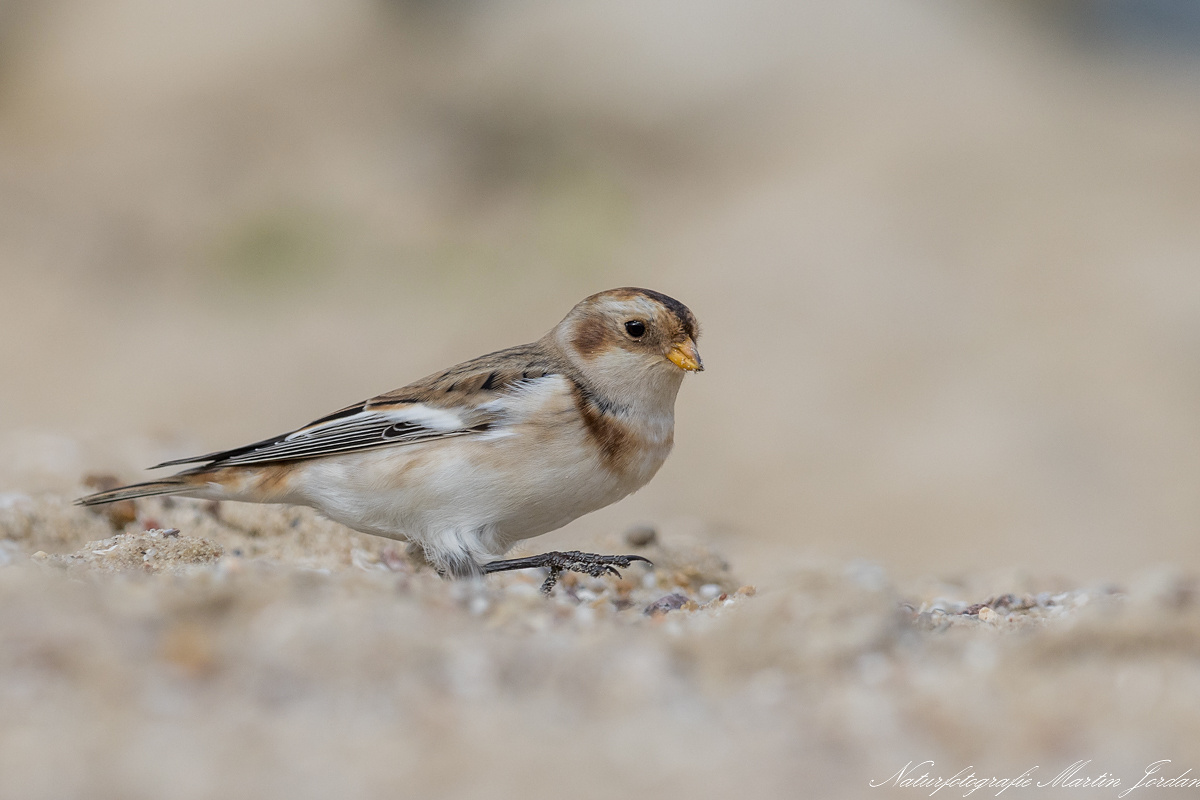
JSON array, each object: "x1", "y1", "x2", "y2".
[{"x1": 289, "y1": 375, "x2": 674, "y2": 570}]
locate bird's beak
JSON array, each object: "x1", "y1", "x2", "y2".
[{"x1": 666, "y1": 338, "x2": 704, "y2": 372}]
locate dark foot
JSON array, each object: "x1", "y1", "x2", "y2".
[{"x1": 482, "y1": 550, "x2": 652, "y2": 595}]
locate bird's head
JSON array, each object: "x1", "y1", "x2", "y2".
[{"x1": 551, "y1": 287, "x2": 702, "y2": 404}]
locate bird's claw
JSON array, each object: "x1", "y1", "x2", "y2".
[{"x1": 482, "y1": 550, "x2": 653, "y2": 595}]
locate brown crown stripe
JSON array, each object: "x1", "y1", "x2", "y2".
[{"x1": 606, "y1": 287, "x2": 700, "y2": 341}]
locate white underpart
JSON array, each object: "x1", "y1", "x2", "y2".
[{"x1": 274, "y1": 373, "x2": 678, "y2": 574}]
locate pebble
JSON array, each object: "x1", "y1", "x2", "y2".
[
  {"x1": 624, "y1": 524, "x2": 658, "y2": 547},
  {"x1": 645, "y1": 593, "x2": 690, "y2": 617}
]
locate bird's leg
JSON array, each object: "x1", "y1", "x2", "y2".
[{"x1": 481, "y1": 550, "x2": 652, "y2": 595}]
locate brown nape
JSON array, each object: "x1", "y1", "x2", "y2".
[
  {"x1": 570, "y1": 381, "x2": 636, "y2": 473},
  {"x1": 571, "y1": 315, "x2": 622, "y2": 361}
]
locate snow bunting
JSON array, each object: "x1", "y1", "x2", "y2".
[{"x1": 78, "y1": 288, "x2": 703, "y2": 591}]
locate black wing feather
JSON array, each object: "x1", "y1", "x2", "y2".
[{"x1": 153, "y1": 407, "x2": 487, "y2": 470}]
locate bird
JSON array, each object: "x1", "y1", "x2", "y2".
[{"x1": 78, "y1": 287, "x2": 703, "y2": 592}]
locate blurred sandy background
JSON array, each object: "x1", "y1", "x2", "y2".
[
  {"x1": 4, "y1": 3, "x2": 1200, "y2": 799},
  {"x1": 3, "y1": 0, "x2": 1200, "y2": 583}
]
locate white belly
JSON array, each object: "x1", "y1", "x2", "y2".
[{"x1": 287, "y1": 381, "x2": 673, "y2": 566}]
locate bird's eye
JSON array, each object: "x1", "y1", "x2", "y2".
[{"x1": 624, "y1": 320, "x2": 646, "y2": 338}]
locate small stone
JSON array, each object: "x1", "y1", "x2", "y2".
[
  {"x1": 644, "y1": 593, "x2": 690, "y2": 617},
  {"x1": 991, "y1": 593, "x2": 1018, "y2": 610},
  {"x1": 698, "y1": 583, "x2": 722, "y2": 600},
  {"x1": 978, "y1": 606, "x2": 1000, "y2": 623},
  {"x1": 624, "y1": 524, "x2": 657, "y2": 548}
]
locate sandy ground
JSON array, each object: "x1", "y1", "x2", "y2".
[
  {"x1": 3, "y1": 490, "x2": 1200, "y2": 799},
  {"x1": 4, "y1": 1, "x2": 1200, "y2": 797}
]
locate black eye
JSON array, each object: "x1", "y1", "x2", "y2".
[{"x1": 624, "y1": 320, "x2": 646, "y2": 338}]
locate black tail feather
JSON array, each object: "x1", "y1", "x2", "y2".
[{"x1": 76, "y1": 479, "x2": 189, "y2": 506}]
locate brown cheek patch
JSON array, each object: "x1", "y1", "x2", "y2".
[
  {"x1": 571, "y1": 383, "x2": 636, "y2": 473},
  {"x1": 571, "y1": 316, "x2": 618, "y2": 360}
]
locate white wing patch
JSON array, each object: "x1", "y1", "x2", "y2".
[
  {"x1": 382, "y1": 404, "x2": 468, "y2": 432},
  {"x1": 466, "y1": 375, "x2": 567, "y2": 441}
]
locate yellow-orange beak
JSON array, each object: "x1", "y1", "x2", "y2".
[{"x1": 666, "y1": 338, "x2": 704, "y2": 372}]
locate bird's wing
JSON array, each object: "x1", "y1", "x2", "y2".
[
  {"x1": 152, "y1": 402, "x2": 492, "y2": 469},
  {"x1": 152, "y1": 343, "x2": 567, "y2": 470}
]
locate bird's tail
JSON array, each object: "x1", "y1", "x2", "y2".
[{"x1": 76, "y1": 478, "x2": 192, "y2": 506}]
